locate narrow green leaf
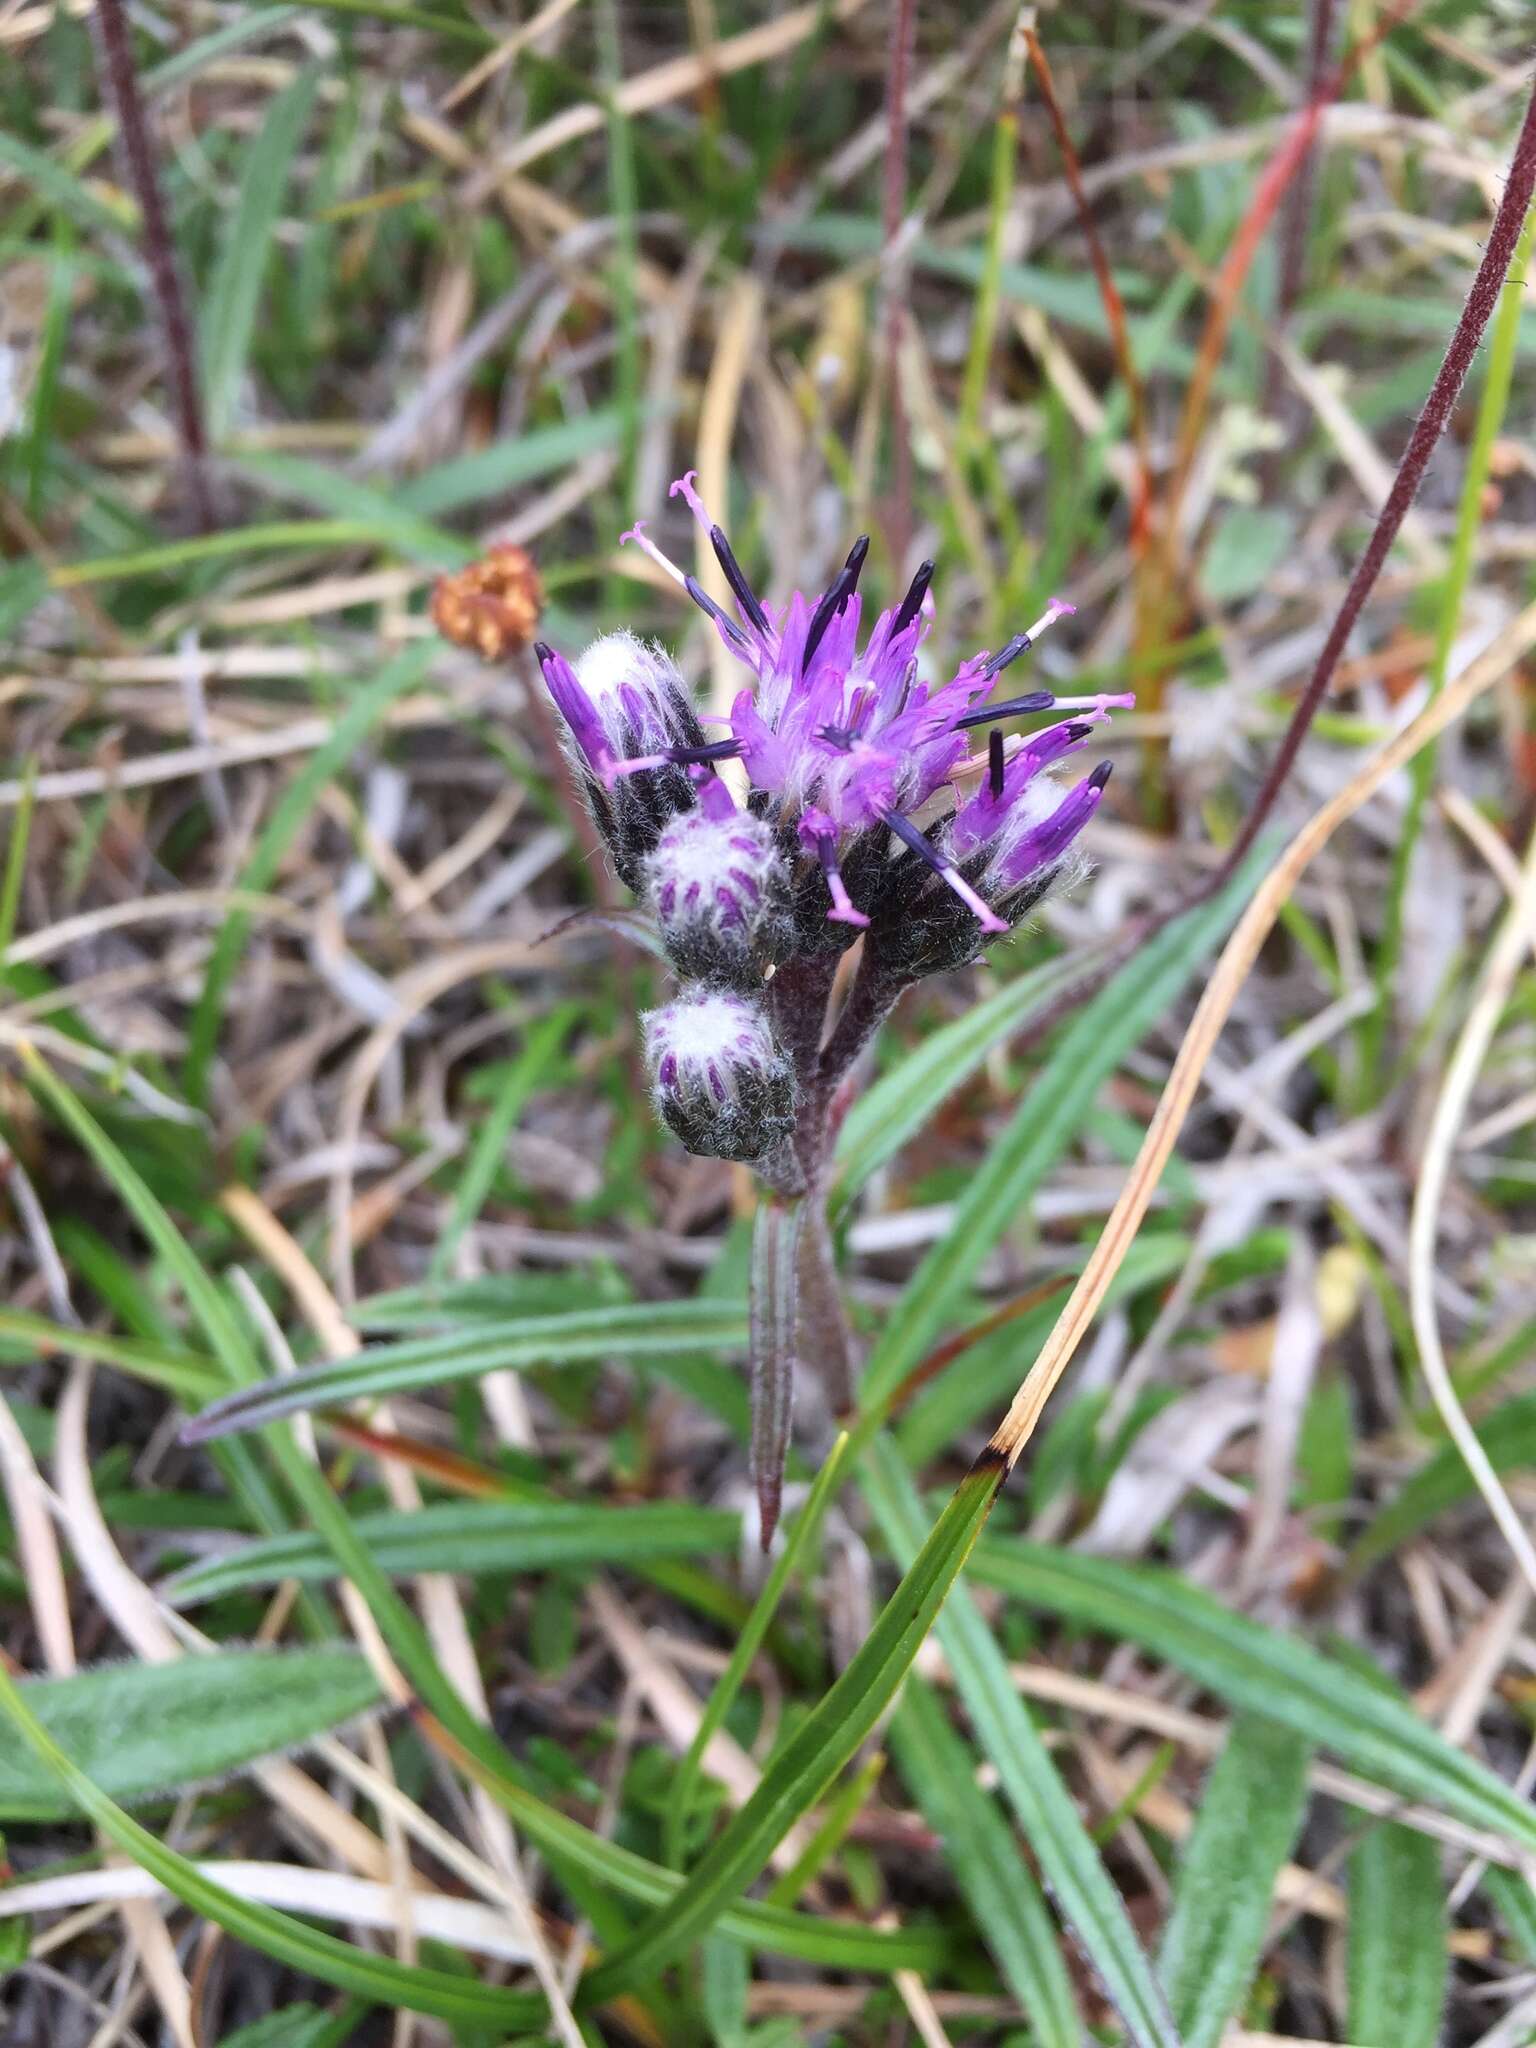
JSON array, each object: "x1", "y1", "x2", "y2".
[
  {"x1": 54, "y1": 521, "x2": 429, "y2": 585},
  {"x1": 890, "y1": 1675, "x2": 1080, "y2": 2048},
  {"x1": 0, "y1": 1306, "x2": 218, "y2": 1403},
  {"x1": 864, "y1": 1442, "x2": 1181, "y2": 2048},
  {"x1": 1158, "y1": 1716, "x2": 1310, "y2": 2048},
  {"x1": 1347, "y1": 1822, "x2": 1447, "y2": 2048},
  {"x1": 398, "y1": 408, "x2": 659, "y2": 518},
  {"x1": 0, "y1": 129, "x2": 129, "y2": 238},
  {"x1": 182, "y1": 1299, "x2": 749, "y2": 1440},
  {"x1": 1346, "y1": 1390, "x2": 1536, "y2": 1577},
  {"x1": 858, "y1": 853, "x2": 1267, "y2": 1413},
  {"x1": 202, "y1": 69, "x2": 320, "y2": 439},
  {"x1": 896, "y1": 1232, "x2": 1191, "y2": 1466},
  {"x1": 0, "y1": 1648, "x2": 380, "y2": 1821},
  {"x1": 667, "y1": 1434, "x2": 850, "y2": 1870},
  {"x1": 971, "y1": 1539, "x2": 1536, "y2": 1858},
  {"x1": 831, "y1": 946, "x2": 1104, "y2": 1213},
  {"x1": 0, "y1": 1660, "x2": 543, "y2": 2028},
  {"x1": 165, "y1": 1498, "x2": 740, "y2": 1606},
  {"x1": 232, "y1": 452, "x2": 468, "y2": 566},
  {"x1": 574, "y1": 1457, "x2": 1005, "y2": 2004}
]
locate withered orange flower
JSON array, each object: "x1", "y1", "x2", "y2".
[{"x1": 430, "y1": 544, "x2": 542, "y2": 661}]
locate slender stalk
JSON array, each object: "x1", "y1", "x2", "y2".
[
  {"x1": 1261, "y1": 0, "x2": 1341, "y2": 421},
  {"x1": 796, "y1": 1197, "x2": 856, "y2": 1420},
  {"x1": 89, "y1": 0, "x2": 215, "y2": 533},
  {"x1": 748, "y1": 1196, "x2": 805, "y2": 1548},
  {"x1": 1216, "y1": 76, "x2": 1536, "y2": 891},
  {"x1": 880, "y1": 0, "x2": 918, "y2": 567},
  {"x1": 1365, "y1": 197, "x2": 1536, "y2": 1090}
]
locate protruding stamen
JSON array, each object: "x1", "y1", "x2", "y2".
[
  {"x1": 801, "y1": 813, "x2": 870, "y2": 927},
  {"x1": 801, "y1": 535, "x2": 870, "y2": 676},
  {"x1": 882, "y1": 809, "x2": 1007, "y2": 934},
  {"x1": 989, "y1": 729, "x2": 1005, "y2": 800},
  {"x1": 1087, "y1": 761, "x2": 1113, "y2": 793},
  {"x1": 683, "y1": 576, "x2": 755, "y2": 656},
  {"x1": 976, "y1": 597, "x2": 1077, "y2": 681},
  {"x1": 957, "y1": 689, "x2": 1055, "y2": 728},
  {"x1": 604, "y1": 736, "x2": 741, "y2": 785},
  {"x1": 1043, "y1": 691, "x2": 1136, "y2": 715},
  {"x1": 890, "y1": 558, "x2": 935, "y2": 638},
  {"x1": 619, "y1": 519, "x2": 688, "y2": 590},
  {"x1": 669, "y1": 469, "x2": 713, "y2": 533},
  {"x1": 710, "y1": 524, "x2": 772, "y2": 639}
]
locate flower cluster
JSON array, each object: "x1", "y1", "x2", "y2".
[{"x1": 531, "y1": 476, "x2": 1130, "y2": 1166}]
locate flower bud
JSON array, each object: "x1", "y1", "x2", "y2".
[
  {"x1": 645, "y1": 781, "x2": 790, "y2": 989},
  {"x1": 535, "y1": 632, "x2": 709, "y2": 891},
  {"x1": 643, "y1": 989, "x2": 796, "y2": 1162},
  {"x1": 865, "y1": 753, "x2": 1109, "y2": 984}
]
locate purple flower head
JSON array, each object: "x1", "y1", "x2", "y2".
[
  {"x1": 643, "y1": 987, "x2": 795, "y2": 1161},
  {"x1": 645, "y1": 776, "x2": 790, "y2": 989},
  {"x1": 537, "y1": 475, "x2": 1130, "y2": 942}
]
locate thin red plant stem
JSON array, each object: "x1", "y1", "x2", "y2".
[
  {"x1": 90, "y1": 0, "x2": 216, "y2": 534},
  {"x1": 999, "y1": 71, "x2": 1536, "y2": 1058},
  {"x1": 1022, "y1": 26, "x2": 1152, "y2": 553},
  {"x1": 881, "y1": 0, "x2": 918, "y2": 569},
  {"x1": 1165, "y1": 0, "x2": 1418, "y2": 524},
  {"x1": 1216, "y1": 72, "x2": 1536, "y2": 886},
  {"x1": 1261, "y1": 0, "x2": 1341, "y2": 418}
]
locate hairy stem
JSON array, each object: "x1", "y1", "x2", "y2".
[
  {"x1": 749, "y1": 1195, "x2": 805, "y2": 1549},
  {"x1": 796, "y1": 1194, "x2": 857, "y2": 1421},
  {"x1": 90, "y1": 0, "x2": 216, "y2": 533},
  {"x1": 880, "y1": 0, "x2": 918, "y2": 567},
  {"x1": 1215, "y1": 72, "x2": 1536, "y2": 891}
]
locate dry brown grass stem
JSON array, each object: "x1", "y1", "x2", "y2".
[{"x1": 987, "y1": 594, "x2": 1536, "y2": 1469}]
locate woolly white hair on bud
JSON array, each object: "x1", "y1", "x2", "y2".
[
  {"x1": 645, "y1": 803, "x2": 788, "y2": 988},
  {"x1": 574, "y1": 631, "x2": 685, "y2": 722},
  {"x1": 642, "y1": 989, "x2": 795, "y2": 1162}
]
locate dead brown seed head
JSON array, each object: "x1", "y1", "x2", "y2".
[{"x1": 431, "y1": 544, "x2": 543, "y2": 661}]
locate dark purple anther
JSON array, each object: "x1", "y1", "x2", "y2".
[
  {"x1": 801, "y1": 535, "x2": 871, "y2": 676},
  {"x1": 710, "y1": 524, "x2": 772, "y2": 638},
  {"x1": 889, "y1": 557, "x2": 935, "y2": 638}
]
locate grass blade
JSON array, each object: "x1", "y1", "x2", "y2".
[
  {"x1": 0, "y1": 1659, "x2": 543, "y2": 2027},
  {"x1": 890, "y1": 1673, "x2": 1081, "y2": 2048},
  {"x1": 1347, "y1": 1821, "x2": 1447, "y2": 2048},
  {"x1": 830, "y1": 946, "x2": 1106, "y2": 1213},
  {"x1": 1344, "y1": 1389, "x2": 1536, "y2": 1578},
  {"x1": 858, "y1": 855, "x2": 1265, "y2": 1415},
  {"x1": 572, "y1": 1453, "x2": 1007, "y2": 2004},
  {"x1": 972, "y1": 1538, "x2": 1536, "y2": 1857},
  {"x1": 864, "y1": 1441, "x2": 1181, "y2": 2048},
  {"x1": 181, "y1": 1299, "x2": 750, "y2": 1440},
  {"x1": 666, "y1": 1433, "x2": 850, "y2": 1871},
  {"x1": 1158, "y1": 1715, "x2": 1311, "y2": 2048},
  {"x1": 165, "y1": 1498, "x2": 740, "y2": 1605},
  {"x1": 0, "y1": 1648, "x2": 380, "y2": 1821},
  {"x1": 202, "y1": 68, "x2": 320, "y2": 440}
]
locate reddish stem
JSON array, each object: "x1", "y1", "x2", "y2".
[
  {"x1": 1022, "y1": 26, "x2": 1152, "y2": 553},
  {"x1": 90, "y1": 0, "x2": 216, "y2": 533},
  {"x1": 1216, "y1": 73, "x2": 1536, "y2": 887},
  {"x1": 881, "y1": 0, "x2": 918, "y2": 569}
]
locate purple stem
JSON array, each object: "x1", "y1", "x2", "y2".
[
  {"x1": 90, "y1": 0, "x2": 216, "y2": 533},
  {"x1": 881, "y1": 0, "x2": 919, "y2": 568},
  {"x1": 1217, "y1": 72, "x2": 1536, "y2": 888},
  {"x1": 985, "y1": 76, "x2": 1536, "y2": 1067},
  {"x1": 1262, "y1": 0, "x2": 1340, "y2": 419}
]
